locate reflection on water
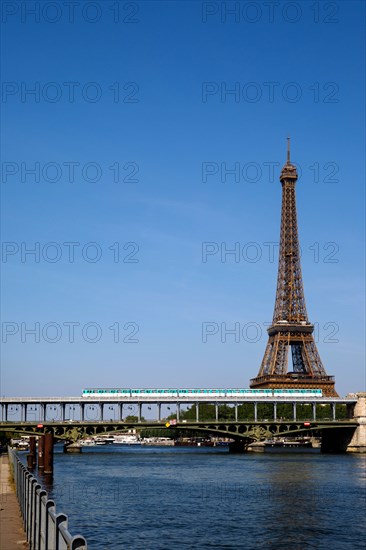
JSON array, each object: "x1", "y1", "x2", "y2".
[{"x1": 23, "y1": 447, "x2": 366, "y2": 549}]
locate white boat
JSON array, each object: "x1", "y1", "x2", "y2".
[
  {"x1": 141, "y1": 437, "x2": 174, "y2": 446},
  {"x1": 113, "y1": 435, "x2": 141, "y2": 445},
  {"x1": 94, "y1": 436, "x2": 115, "y2": 445},
  {"x1": 79, "y1": 438, "x2": 96, "y2": 446},
  {"x1": 11, "y1": 438, "x2": 30, "y2": 450}
]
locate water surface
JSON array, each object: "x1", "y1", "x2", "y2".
[{"x1": 29, "y1": 446, "x2": 366, "y2": 549}]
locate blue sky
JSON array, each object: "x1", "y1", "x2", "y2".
[{"x1": 1, "y1": 1, "x2": 365, "y2": 397}]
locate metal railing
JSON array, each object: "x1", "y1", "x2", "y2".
[{"x1": 8, "y1": 448, "x2": 87, "y2": 549}]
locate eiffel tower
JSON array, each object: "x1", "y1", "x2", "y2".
[{"x1": 250, "y1": 139, "x2": 338, "y2": 397}]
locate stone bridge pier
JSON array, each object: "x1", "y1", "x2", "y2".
[
  {"x1": 321, "y1": 393, "x2": 366, "y2": 453},
  {"x1": 346, "y1": 392, "x2": 366, "y2": 453}
]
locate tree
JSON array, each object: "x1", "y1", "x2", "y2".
[{"x1": 124, "y1": 415, "x2": 145, "y2": 422}]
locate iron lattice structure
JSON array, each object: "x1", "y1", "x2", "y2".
[{"x1": 250, "y1": 140, "x2": 337, "y2": 397}]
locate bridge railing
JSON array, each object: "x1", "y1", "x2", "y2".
[{"x1": 8, "y1": 448, "x2": 87, "y2": 549}]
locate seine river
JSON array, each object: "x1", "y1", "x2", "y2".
[{"x1": 32, "y1": 446, "x2": 365, "y2": 549}]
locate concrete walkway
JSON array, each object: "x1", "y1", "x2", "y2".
[{"x1": 0, "y1": 454, "x2": 29, "y2": 549}]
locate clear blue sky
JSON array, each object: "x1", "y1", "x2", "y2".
[{"x1": 1, "y1": 1, "x2": 365, "y2": 397}]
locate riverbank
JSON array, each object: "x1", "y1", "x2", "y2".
[{"x1": 0, "y1": 454, "x2": 28, "y2": 549}]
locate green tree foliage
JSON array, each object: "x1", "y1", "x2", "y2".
[
  {"x1": 124, "y1": 415, "x2": 145, "y2": 422},
  {"x1": 237, "y1": 403, "x2": 255, "y2": 419},
  {"x1": 335, "y1": 404, "x2": 348, "y2": 419}
]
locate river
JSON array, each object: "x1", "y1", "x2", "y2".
[{"x1": 26, "y1": 446, "x2": 366, "y2": 549}]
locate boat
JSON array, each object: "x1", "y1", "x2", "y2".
[
  {"x1": 94, "y1": 436, "x2": 115, "y2": 445},
  {"x1": 141, "y1": 437, "x2": 174, "y2": 446},
  {"x1": 113, "y1": 435, "x2": 141, "y2": 445},
  {"x1": 79, "y1": 438, "x2": 96, "y2": 446},
  {"x1": 265, "y1": 438, "x2": 313, "y2": 448},
  {"x1": 11, "y1": 438, "x2": 30, "y2": 450}
]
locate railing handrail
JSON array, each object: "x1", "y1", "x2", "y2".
[{"x1": 8, "y1": 448, "x2": 87, "y2": 549}]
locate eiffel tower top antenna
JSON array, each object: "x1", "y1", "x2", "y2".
[{"x1": 287, "y1": 136, "x2": 290, "y2": 163}]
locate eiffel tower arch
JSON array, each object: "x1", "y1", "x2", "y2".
[{"x1": 250, "y1": 139, "x2": 338, "y2": 397}]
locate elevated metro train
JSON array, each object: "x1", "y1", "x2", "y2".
[{"x1": 82, "y1": 388, "x2": 323, "y2": 398}]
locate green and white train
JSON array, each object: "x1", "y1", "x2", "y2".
[{"x1": 82, "y1": 388, "x2": 323, "y2": 398}]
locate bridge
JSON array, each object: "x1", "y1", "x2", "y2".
[
  {"x1": 0, "y1": 394, "x2": 358, "y2": 422},
  {"x1": 1, "y1": 393, "x2": 365, "y2": 453}
]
